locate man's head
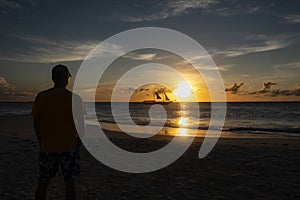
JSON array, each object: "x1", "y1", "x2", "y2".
[{"x1": 52, "y1": 64, "x2": 72, "y2": 86}]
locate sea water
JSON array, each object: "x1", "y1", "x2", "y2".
[{"x1": 1, "y1": 102, "x2": 299, "y2": 135}]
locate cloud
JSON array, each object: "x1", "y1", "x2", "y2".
[
  {"x1": 117, "y1": 86, "x2": 136, "y2": 94},
  {"x1": 274, "y1": 61, "x2": 300, "y2": 69},
  {"x1": 137, "y1": 87, "x2": 165, "y2": 93},
  {"x1": 165, "y1": 0, "x2": 218, "y2": 14},
  {"x1": 12, "y1": 34, "x2": 57, "y2": 45},
  {"x1": 270, "y1": 84, "x2": 300, "y2": 97},
  {"x1": 123, "y1": 53, "x2": 157, "y2": 61},
  {"x1": 241, "y1": 74, "x2": 249, "y2": 77},
  {"x1": 262, "y1": 81, "x2": 277, "y2": 90},
  {"x1": 282, "y1": 15, "x2": 300, "y2": 24},
  {"x1": 175, "y1": 55, "x2": 234, "y2": 72},
  {"x1": 225, "y1": 81, "x2": 300, "y2": 97},
  {"x1": 0, "y1": 77, "x2": 34, "y2": 97},
  {"x1": 97, "y1": 85, "x2": 137, "y2": 94},
  {"x1": 139, "y1": 88, "x2": 149, "y2": 92},
  {"x1": 0, "y1": 76, "x2": 15, "y2": 95},
  {"x1": 0, "y1": 34, "x2": 124, "y2": 63},
  {"x1": 123, "y1": 0, "x2": 219, "y2": 22},
  {"x1": 221, "y1": 41, "x2": 285, "y2": 57},
  {"x1": 122, "y1": 1, "x2": 266, "y2": 22},
  {"x1": 217, "y1": 64, "x2": 235, "y2": 72},
  {"x1": 0, "y1": 0, "x2": 35, "y2": 15},
  {"x1": 211, "y1": 3, "x2": 259, "y2": 16},
  {"x1": 249, "y1": 81, "x2": 276, "y2": 94},
  {"x1": 136, "y1": 85, "x2": 174, "y2": 94},
  {"x1": 225, "y1": 82, "x2": 244, "y2": 93},
  {"x1": 214, "y1": 34, "x2": 293, "y2": 58},
  {"x1": 0, "y1": 0, "x2": 21, "y2": 10}
]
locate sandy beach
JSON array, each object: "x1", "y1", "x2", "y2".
[{"x1": 0, "y1": 114, "x2": 300, "y2": 199}]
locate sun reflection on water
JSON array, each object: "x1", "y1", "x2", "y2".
[{"x1": 177, "y1": 117, "x2": 190, "y2": 136}]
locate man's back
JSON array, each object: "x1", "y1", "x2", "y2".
[
  {"x1": 32, "y1": 87, "x2": 80, "y2": 152},
  {"x1": 33, "y1": 64, "x2": 83, "y2": 200}
]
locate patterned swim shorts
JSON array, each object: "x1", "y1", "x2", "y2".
[{"x1": 38, "y1": 146, "x2": 81, "y2": 180}]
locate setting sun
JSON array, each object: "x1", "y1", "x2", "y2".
[{"x1": 174, "y1": 81, "x2": 193, "y2": 99}]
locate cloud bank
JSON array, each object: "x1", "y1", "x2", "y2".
[
  {"x1": 0, "y1": 77, "x2": 34, "y2": 97},
  {"x1": 225, "y1": 82, "x2": 244, "y2": 93},
  {"x1": 249, "y1": 81, "x2": 277, "y2": 94},
  {"x1": 226, "y1": 81, "x2": 300, "y2": 97}
]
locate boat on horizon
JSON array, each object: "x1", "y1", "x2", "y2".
[{"x1": 143, "y1": 91, "x2": 174, "y2": 105}]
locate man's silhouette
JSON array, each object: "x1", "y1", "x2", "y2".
[{"x1": 32, "y1": 64, "x2": 85, "y2": 200}]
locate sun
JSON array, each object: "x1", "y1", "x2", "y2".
[{"x1": 174, "y1": 81, "x2": 193, "y2": 99}]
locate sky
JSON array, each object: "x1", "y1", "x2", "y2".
[{"x1": 0, "y1": 0, "x2": 299, "y2": 102}]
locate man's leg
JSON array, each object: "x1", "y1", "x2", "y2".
[
  {"x1": 61, "y1": 146, "x2": 81, "y2": 200},
  {"x1": 64, "y1": 179, "x2": 76, "y2": 200},
  {"x1": 34, "y1": 178, "x2": 50, "y2": 200},
  {"x1": 36, "y1": 152, "x2": 59, "y2": 200}
]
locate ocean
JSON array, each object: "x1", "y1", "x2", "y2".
[{"x1": 1, "y1": 102, "x2": 299, "y2": 135}]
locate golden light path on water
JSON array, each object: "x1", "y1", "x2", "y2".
[
  {"x1": 177, "y1": 128, "x2": 189, "y2": 137},
  {"x1": 86, "y1": 106, "x2": 197, "y2": 137},
  {"x1": 177, "y1": 117, "x2": 190, "y2": 137}
]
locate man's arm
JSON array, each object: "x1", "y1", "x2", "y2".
[
  {"x1": 33, "y1": 118, "x2": 42, "y2": 147},
  {"x1": 76, "y1": 113, "x2": 85, "y2": 138},
  {"x1": 32, "y1": 93, "x2": 42, "y2": 148},
  {"x1": 74, "y1": 95, "x2": 85, "y2": 145}
]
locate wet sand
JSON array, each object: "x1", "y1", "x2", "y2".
[{"x1": 0, "y1": 115, "x2": 300, "y2": 199}]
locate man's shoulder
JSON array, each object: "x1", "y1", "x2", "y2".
[
  {"x1": 36, "y1": 88, "x2": 82, "y2": 101},
  {"x1": 38, "y1": 88, "x2": 73, "y2": 95},
  {"x1": 36, "y1": 88, "x2": 53, "y2": 98}
]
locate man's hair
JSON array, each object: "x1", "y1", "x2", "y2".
[{"x1": 52, "y1": 64, "x2": 71, "y2": 83}]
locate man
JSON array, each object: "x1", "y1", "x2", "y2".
[{"x1": 32, "y1": 64, "x2": 85, "y2": 200}]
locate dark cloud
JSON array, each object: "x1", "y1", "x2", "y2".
[
  {"x1": 137, "y1": 87, "x2": 171, "y2": 93},
  {"x1": 249, "y1": 81, "x2": 276, "y2": 94},
  {"x1": 0, "y1": 0, "x2": 35, "y2": 15},
  {"x1": 263, "y1": 81, "x2": 277, "y2": 90},
  {"x1": 225, "y1": 81, "x2": 300, "y2": 97},
  {"x1": 270, "y1": 84, "x2": 300, "y2": 97},
  {"x1": 139, "y1": 88, "x2": 149, "y2": 92},
  {"x1": 0, "y1": 0, "x2": 21, "y2": 13},
  {"x1": 225, "y1": 82, "x2": 244, "y2": 93}
]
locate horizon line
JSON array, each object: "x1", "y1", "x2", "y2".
[{"x1": 1, "y1": 101, "x2": 300, "y2": 103}]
